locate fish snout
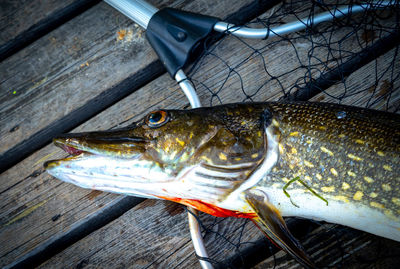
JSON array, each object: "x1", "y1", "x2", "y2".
[{"x1": 51, "y1": 130, "x2": 150, "y2": 160}]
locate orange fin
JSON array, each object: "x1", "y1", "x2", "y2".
[{"x1": 156, "y1": 196, "x2": 256, "y2": 218}]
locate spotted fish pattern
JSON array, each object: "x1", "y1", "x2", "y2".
[{"x1": 263, "y1": 102, "x2": 400, "y2": 219}]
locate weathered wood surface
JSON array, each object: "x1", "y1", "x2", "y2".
[
  {"x1": 38, "y1": 200, "x2": 264, "y2": 268},
  {"x1": 1, "y1": 0, "x2": 400, "y2": 268},
  {"x1": 0, "y1": 0, "x2": 100, "y2": 60},
  {"x1": 255, "y1": 224, "x2": 400, "y2": 268},
  {"x1": 188, "y1": 2, "x2": 398, "y2": 105},
  {"x1": 310, "y1": 48, "x2": 400, "y2": 112},
  {"x1": 0, "y1": 0, "x2": 271, "y2": 173},
  {"x1": 0, "y1": 0, "x2": 277, "y2": 267}
]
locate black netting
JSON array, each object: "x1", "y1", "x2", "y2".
[
  {"x1": 181, "y1": 0, "x2": 400, "y2": 267},
  {"x1": 187, "y1": 0, "x2": 400, "y2": 111}
]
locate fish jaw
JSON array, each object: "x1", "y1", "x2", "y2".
[
  {"x1": 44, "y1": 130, "x2": 170, "y2": 198},
  {"x1": 45, "y1": 153, "x2": 177, "y2": 199},
  {"x1": 51, "y1": 129, "x2": 148, "y2": 158}
]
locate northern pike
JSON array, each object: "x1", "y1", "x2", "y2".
[{"x1": 45, "y1": 102, "x2": 400, "y2": 268}]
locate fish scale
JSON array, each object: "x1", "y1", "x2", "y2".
[{"x1": 265, "y1": 102, "x2": 399, "y2": 219}]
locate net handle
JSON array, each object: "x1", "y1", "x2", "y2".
[
  {"x1": 104, "y1": 0, "x2": 157, "y2": 28},
  {"x1": 214, "y1": 1, "x2": 395, "y2": 39}
]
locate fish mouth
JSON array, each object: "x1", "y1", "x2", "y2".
[
  {"x1": 44, "y1": 129, "x2": 149, "y2": 170},
  {"x1": 44, "y1": 130, "x2": 177, "y2": 199}
]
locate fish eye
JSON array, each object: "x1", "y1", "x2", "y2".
[{"x1": 146, "y1": 110, "x2": 169, "y2": 128}]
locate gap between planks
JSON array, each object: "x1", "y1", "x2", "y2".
[
  {"x1": 0, "y1": 0, "x2": 101, "y2": 61},
  {"x1": 0, "y1": 0, "x2": 278, "y2": 173},
  {"x1": 1, "y1": 0, "x2": 398, "y2": 266},
  {"x1": 0, "y1": 0, "x2": 281, "y2": 267}
]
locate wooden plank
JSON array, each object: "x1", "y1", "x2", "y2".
[
  {"x1": 289, "y1": 31, "x2": 400, "y2": 102},
  {"x1": 0, "y1": 1, "x2": 276, "y2": 267},
  {"x1": 2, "y1": 1, "x2": 399, "y2": 268},
  {"x1": 0, "y1": 0, "x2": 161, "y2": 172},
  {"x1": 37, "y1": 199, "x2": 265, "y2": 269},
  {"x1": 254, "y1": 224, "x2": 400, "y2": 268},
  {"x1": 34, "y1": 41, "x2": 400, "y2": 269},
  {"x1": 0, "y1": 0, "x2": 274, "y2": 173},
  {"x1": 187, "y1": 3, "x2": 398, "y2": 105},
  {"x1": 309, "y1": 48, "x2": 400, "y2": 112},
  {"x1": 0, "y1": 0, "x2": 100, "y2": 61}
]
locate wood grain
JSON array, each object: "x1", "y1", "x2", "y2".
[
  {"x1": 310, "y1": 47, "x2": 400, "y2": 112},
  {"x1": 1, "y1": 1, "x2": 399, "y2": 268},
  {"x1": 0, "y1": 0, "x2": 271, "y2": 173},
  {"x1": 255, "y1": 224, "x2": 400, "y2": 268},
  {"x1": 0, "y1": 0, "x2": 274, "y2": 267},
  {"x1": 37, "y1": 199, "x2": 265, "y2": 269},
  {"x1": 187, "y1": 2, "x2": 398, "y2": 106},
  {"x1": 0, "y1": 0, "x2": 100, "y2": 61}
]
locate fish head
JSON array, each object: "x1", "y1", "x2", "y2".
[{"x1": 45, "y1": 105, "x2": 269, "y2": 202}]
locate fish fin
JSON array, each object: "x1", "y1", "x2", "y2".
[{"x1": 245, "y1": 189, "x2": 317, "y2": 269}]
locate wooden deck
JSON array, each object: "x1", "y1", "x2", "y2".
[{"x1": 1, "y1": 0, "x2": 400, "y2": 268}]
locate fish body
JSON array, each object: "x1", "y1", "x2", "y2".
[
  {"x1": 45, "y1": 102, "x2": 400, "y2": 267},
  {"x1": 250, "y1": 102, "x2": 400, "y2": 241}
]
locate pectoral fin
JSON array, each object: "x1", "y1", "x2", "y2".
[{"x1": 245, "y1": 189, "x2": 316, "y2": 269}]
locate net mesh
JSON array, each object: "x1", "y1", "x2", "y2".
[{"x1": 182, "y1": 0, "x2": 400, "y2": 267}]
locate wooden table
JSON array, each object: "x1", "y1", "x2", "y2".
[{"x1": 1, "y1": 0, "x2": 399, "y2": 268}]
